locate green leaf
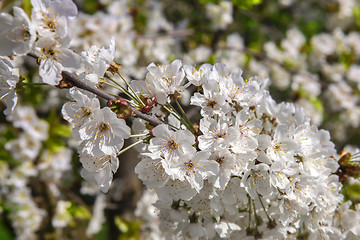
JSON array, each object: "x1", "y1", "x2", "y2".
[
  {"x1": 344, "y1": 184, "x2": 360, "y2": 201},
  {"x1": 94, "y1": 221, "x2": 109, "y2": 240},
  {"x1": 115, "y1": 217, "x2": 129, "y2": 233},
  {"x1": 232, "y1": 0, "x2": 262, "y2": 9},
  {"x1": 309, "y1": 97, "x2": 324, "y2": 112},
  {"x1": 206, "y1": 53, "x2": 217, "y2": 65},
  {"x1": 114, "y1": 216, "x2": 140, "y2": 240},
  {"x1": 199, "y1": 0, "x2": 220, "y2": 4},
  {"x1": 0, "y1": 219, "x2": 14, "y2": 240},
  {"x1": 353, "y1": 7, "x2": 360, "y2": 28},
  {"x1": 339, "y1": 52, "x2": 355, "y2": 69},
  {"x1": 305, "y1": 21, "x2": 320, "y2": 37},
  {"x1": 22, "y1": 0, "x2": 32, "y2": 16},
  {"x1": 45, "y1": 136, "x2": 66, "y2": 152},
  {"x1": 44, "y1": 109, "x2": 72, "y2": 152},
  {"x1": 51, "y1": 124, "x2": 72, "y2": 138},
  {"x1": 67, "y1": 202, "x2": 91, "y2": 220}
]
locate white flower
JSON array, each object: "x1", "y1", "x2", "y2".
[
  {"x1": 209, "y1": 148, "x2": 236, "y2": 190},
  {"x1": 347, "y1": 64, "x2": 360, "y2": 89},
  {"x1": 52, "y1": 200, "x2": 72, "y2": 228},
  {"x1": 35, "y1": 37, "x2": 81, "y2": 85},
  {"x1": 220, "y1": 177, "x2": 248, "y2": 207},
  {"x1": 311, "y1": 33, "x2": 336, "y2": 56},
  {"x1": 76, "y1": 38, "x2": 115, "y2": 86},
  {"x1": 86, "y1": 194, "x2": 106, "y2": 236},
  {"x1": 285, "y1": 176, "x2": 317, "y2": 212},
  {"x1": 148, "y1": 124, "x2": 196, "y2": 162},
  {"x1": 62, "y1": 87, "x2": 100, "y2": 139},
  {"x1": 206, "y1": 2, "x2": 233, "y2": 30},
  {"x1": 145, "y1": 59, "x2": 186, "y2": 104},
  {"x1": 190, "y1": 79, "x2": 230, "y2": 116},
  {"x1": 135, "y1": 154, "x2": 169, "y2": 188},
  {"x1": 27, "y1": 118, "x2": 49, "y2": 141},
  {"x1": 215, "y1": 221, "x2": 241, "y2": 238},
  {"x1": 180, "y1": 221, "x2": 207, "y2": 239},
  {"x1": 269, "y1": 159, "x2": 297, "y2": 190},
  {"x1": 333, "y1": 201, "x2": 360, "y2": 238},
  {"x1": 6, "y1": 105, "x2": 48, "y2": 140},
  {"x1": 155, "y1": 179, "x2": 197, "y2": 202},
  {"x1": 79, "y1": 151, "x2": 119, "y2": 173},
  {"x1": 5, "y1": 133, "x2": 41, "y2": 161},
  {"x1": 264, "y1": 125, "x2": 300, "y2": 164},
  {"x1": 79, "y1": 107, "x2": 131, "y2": 156},
  {"x1": 6, "y1": 187, "x2": 45, "y2": 239},
  {"x1": 31, "y1": 0, "x2": 77, "y2": 39},
  {"x1": 184, "y1": 63, "x2": 212, "y2": 86},
  {"x1": 229, "y1": 109, "x2": 261, "y2": 154},
  {"x1": 242, "y1": 163, "x2": 274, "y2": 199},
  {"x1": 198, "y1": 118, "x2": 235, "y2": 150},
  {"x1": 0, "y1": 58, "x2": 19, "y2": 115},
  {"x1": 169, "y1": 150, "x2": 218, "y2": 192},
  {"x1": 38, "y1": 148, "x2": 72, "y2": 181},
  {"x1": 0, "y1": 7, "x2": 36, "y2": 56},
  {"x1": 8, "y1": 105, "x2": 37, "y2": 129},
  {"x1": 80, "y1": 164, "x2": 115, "y2": 193}
]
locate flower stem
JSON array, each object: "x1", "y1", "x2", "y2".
[
  {"x1": 101, "y1": 80, "x2": 140, "y2": 105},
  {"x1": 252, "y1": 199, "x2": 259, "y2": 227},
  {"x1": 257, "y1": 193, "x2": 272, "y2": 222},
  {"x1": 117, "y1": 139, "x2": 144, "y2": 156},
  {"x1": 174, "y1": 98, "x2": 196, "y2": 133},
  {"x1": 116, "y1": 71, "x2": 145, "y2": 106},
  {"x1": 130, "y1": 133, "x2": 150, "y2": 138},
  {"x1": 166, "y1": 104, "x2": 192, "y2": 130},
  {"x1": 21, "y1": 82, "x2": 48, "y2": 86},
  {"x1": 248, "y1": 194, "x2": 252, "y2": 228}
]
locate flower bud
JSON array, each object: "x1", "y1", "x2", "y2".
[{"x1": 107, "y1": 97, "x2": 134, "y2": 119}]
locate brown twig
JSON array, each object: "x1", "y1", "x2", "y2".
[{"x1": 27, "y1": 53, "x2": 163, "y2": 126}]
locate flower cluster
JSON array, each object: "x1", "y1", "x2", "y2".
[
  {"x1": 131, "y1": 61, "x2": 353, "y2": 239},
  {"x1": 0, "y1": 0, "x2": 130, "y2": 191},
  {"x1": 0, "y1": 106, "x2": 63, "y2": 239},
  {"x1": 1, "y1": 0, "x2": 360, "y2": 239},
  {"x1": 62, "y1": 87, "x2": 131, "y2": 192}
]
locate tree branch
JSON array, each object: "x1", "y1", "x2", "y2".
[{"x1": 28, "y1": 53, "x2": 163, "y2": 126}]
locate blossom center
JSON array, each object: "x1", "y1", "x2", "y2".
[
  {"x1": 207, "y1": 99, "x2": 217, "y2": 108},
  {"x1": 215, "y1": 156, "x2": 225, "y2": 165},
  {"x1": 99, "y1": 122, "x2": 110, "y2": 132},
  {"x1": 167, "y1": 139, "x2": 178, "y2": 150},
  {"x1": 7, "y1": 25, "x2": 31, "y2": 43}
]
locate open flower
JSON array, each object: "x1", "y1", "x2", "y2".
[
  {"x1": 62, "y1": 87, "x2": 100, "y2": 139},
  {"x1": 31, "y1": 0, "x2": 77, "y2": 39},
  {"x1": 35, "y1": 37, "x2": 81, "y2": 85},
  {"x1": 0, "y1": 7, "x2": 36, "y2": 56},
  {"x1": 169, "y1": 150, "x2": 218, "y2": 192},
  {"x1": 0, "y1": 58, "x2": 19, "y2": 115},
  {"x1": 148, "y1": 124, "x2": 196, "y2": 162},
  {"x1": 79, "y1": 107, "x2": 131, "y2": 156},
  {"x1": 145, "y1": 59, "x2": 186, "y2": 104}
]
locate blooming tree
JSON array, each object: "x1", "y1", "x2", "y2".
[{"x1": 0, "y1": 0, "x2": 360, "y2": 239}]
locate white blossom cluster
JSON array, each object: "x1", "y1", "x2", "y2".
[
  {"x1": 0, "y1": 0, "x2": 117, "y2": 98},
  {"x1": 62, "y1": 87, "x2": 131, "y2": 192},
  {"x1": 1, "y1": 0, "x2": 360, "y2": 239},
  {"x1": 0, "y1": 104, "x2": 108, "y2": 240},
  {"x1": 208, "y1": 2, "x2": 360, "y2": 144},
  {"x1": 0, "y1": 105, "x2": 74, "y2": 239},
  {"x1": 0, "y1": 0, "x2": 131, "y2": 192},
  {"x1": 132, "y1": 61, "x2": 358, "y2": 239}
]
